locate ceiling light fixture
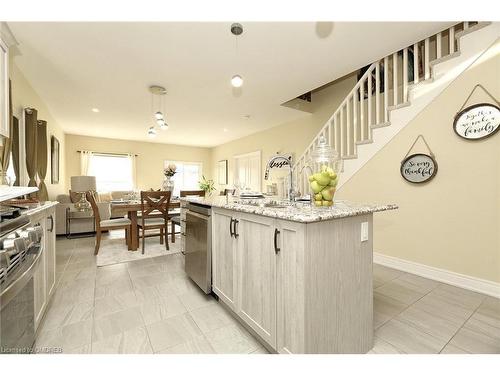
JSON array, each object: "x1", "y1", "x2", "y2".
[
  {"x1": 230, "y1": 23, "x2": 244, "y2": 88},
  {"x1": 147, "y1": 126, "x2": 157, "y2": 138},
  {"x1": 91, "y1": 108, "x2": 100, "y2": 113},
  {"x1": 231, "y1": 75, "x2": 243, "y2": 88},
  {"x1": 147, "y1": 85, "x2": 169, "y2": 137}
]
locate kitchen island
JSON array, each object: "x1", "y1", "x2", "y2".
[{"x1": 182, "y1": 195, "x2": 397, "y2": 354}]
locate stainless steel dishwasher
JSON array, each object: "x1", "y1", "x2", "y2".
[{"x1": 184, "y1": 202, "x2": 212, "y2": 294}]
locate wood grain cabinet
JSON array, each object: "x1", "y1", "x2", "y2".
[
  {"x1": 212, "y1": 209, "x2": 238, "y2": 310},
  {"x1": 212, "y1": 207, "x2": 373, "y2": 354},
  {"x1": 237, "y1": 212, "x2": 277, "y2": 347},
  {"x1": 31, "y1": 206, "x2": 57, "y2": 331}
]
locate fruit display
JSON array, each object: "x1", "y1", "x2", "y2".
[{"x1": 308, "y1": 164, "x2": 338, "y2": 207}]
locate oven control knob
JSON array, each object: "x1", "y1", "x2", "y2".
[
  {"x1": 35, "y1": 226, "x2": 44, "y2": 240},
  {"x1": 13, "y1": 237, "x2": 27, "y2": 253},
  {"x1": 28, "y1": 230, "x2": 40, "y2": 243}
]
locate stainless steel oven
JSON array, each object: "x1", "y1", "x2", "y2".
[
  {"x1": 0, "y1": 214, "x2": 44, "y2": 354},
  {"x1": 185, "y1": 202, "x2": 212, "y2": 294}
]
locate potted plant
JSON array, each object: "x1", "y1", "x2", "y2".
[{"x1": 199, "y1": 175, "x2": 215, "y2": 196}]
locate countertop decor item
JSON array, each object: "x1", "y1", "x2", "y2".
[
  {"x1": 307, "y1": 136, "x2": 342, "y2": 208},
  {"x1": 453, "y1": 84, "x2": 499, "y2": 140},
  {"x1": 199, "y1": 175, "x2": 215, "y2": 195},
  {"x1": 400, "y1": 135, "x2": 438, "y2": 184}
]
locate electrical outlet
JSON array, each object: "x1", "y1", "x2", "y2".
[{"x1": 361, "y1": 222, "x2": 369, "y2": 242}]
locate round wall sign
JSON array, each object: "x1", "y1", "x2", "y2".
[
  {"x1": 400, "y1": 153, "x2": 438, "y2": 184},
  {"x1": 453, "y1": 103, "x2": 500, "y2": 140}
]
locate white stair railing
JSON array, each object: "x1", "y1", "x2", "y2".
[{"x1": 293, "y1": 22, "x2": 478, "y2": 196}]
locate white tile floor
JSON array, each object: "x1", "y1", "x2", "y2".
[{"x1": 36, "y1": 233, "x2": 500, "y2": 354}]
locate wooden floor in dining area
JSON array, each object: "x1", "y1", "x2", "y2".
[{"x1": 35, "y1": 233, "x2": 500, "y2": 354}]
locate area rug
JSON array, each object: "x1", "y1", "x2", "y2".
[{"x1": 96, "y1": 234, "x2": 182, "y2": 267}]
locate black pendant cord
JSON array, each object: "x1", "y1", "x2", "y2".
[
  {"x1": 403, "y1": 134, "x2": 435, "y2": 161},
  {"x1": 458, "y1": 84, "x2": 500, "y2": 112}
]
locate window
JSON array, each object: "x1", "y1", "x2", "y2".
[
  {"x1": 164, "y1": 160, "x2": 202, "y2": 197},
  {"x1": 87, "y1": 153, "x2": 134, "y2": 192}
]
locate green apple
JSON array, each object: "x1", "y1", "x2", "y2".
[
  {"x1": 308, "y1": 175, "x2": 315, "y2": 182},
  {"x1": 310, "y1": 180, "x2": 325, "y2": 194},
  {"x1": 315, "y1": 173, "x2": 331, "y2": 186},
  {"x1": 314, "y1": 193, "x2": 322, "y2": 200},
  {"x1": 321, "y1": 187, "x2": 335, "y2": 201},
  {"x1": 314, "y1": 200, "x2": 323, "y2": 207},
  {"x1": 322, "y1": 200, "x2": 333, "y2": 207},
  {"x1": 329, "y1": 177, "x2": 338, "y2": 187}
]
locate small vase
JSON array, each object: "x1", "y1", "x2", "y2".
[{"x1": 162, "y1": 176, "x2": 175, "y2": 192}]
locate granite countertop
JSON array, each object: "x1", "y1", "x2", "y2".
[
  {"x1": 181, "y1": 196, "x2": 397, "y2": 223},
  {"x1": 0, "y1": 186, "x2": 39, "y2": 202},
  {"x1": 24, "y1": 201, "x2": 59, "y2": 216}
]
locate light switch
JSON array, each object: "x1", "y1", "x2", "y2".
[{"x1": 361, "y1": 222, "x2": 369, "y2": 242}]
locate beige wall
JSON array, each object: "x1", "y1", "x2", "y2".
[
  {"x1": 65, "y1": 134, "x2": 212, "y2": 191},
  {"x1": 9, "y1": 61, "x2": 67, "y2": 200},
  {"x1": 210, "y1": 73, "x2": 357, "y2": 192},
  {"x1": 338, "y1": 45, "x2": 500, "y2": 283}
]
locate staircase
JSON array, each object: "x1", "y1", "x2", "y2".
[{"x1": 293, "y1": 22, "x2": 499, "y2": 194}]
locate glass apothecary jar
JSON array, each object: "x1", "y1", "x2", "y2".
[{"x1": 307, "y1": 136, "x2": 342, "y2": 207}]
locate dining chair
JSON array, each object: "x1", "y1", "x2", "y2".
[
  {"x1": 220, "y1": 188, "x2": 235, "y2": 196},
  {"x1": 137, "y1": 190, "x2": 172, "y2": 254},
  {"x1": 170, "y1": 190, "x2": 206, "y2": 241},
  {"x1": 86, "y1": 192, "x2": 132, "y2": 255}
]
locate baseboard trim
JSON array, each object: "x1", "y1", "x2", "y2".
[{"x1": 373, "y1": 252, "x2": 500, "y2": 299}]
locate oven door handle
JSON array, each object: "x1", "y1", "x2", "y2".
[
  {"x1": 48, "y1": 215, "x2": 54, "y2": 232},
  {"x1": 0, "y1": 244, "x2": 43, "y2": 309}
]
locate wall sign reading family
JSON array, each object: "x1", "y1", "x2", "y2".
[
  {"x1": 400, "y1": 153, "x2": 438, "y2": 184},
  {"x1": 453, "y1": 103, "x2": 500, "y2": 140}
]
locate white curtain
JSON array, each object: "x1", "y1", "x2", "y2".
[
  {"x1": 128, "y1": 153, "x2": 137, "y2": 189},
  {"x1": 80, "y1": 151, "x2": 93, "y2": 175}
]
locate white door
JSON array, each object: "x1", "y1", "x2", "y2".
[
  {"x1": 211, "y1": 209, "x2": 238, "y2": 310},
  {"x1": 233, "y1": 151, "x2": 261, "y2": 192},
  {"x1": 237, "y1": 212, "x2": 277, "y2": 348}
]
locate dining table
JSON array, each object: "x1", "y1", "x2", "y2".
[{"x1": 110, "y1": 199, "x2": 181, "y2": 251}]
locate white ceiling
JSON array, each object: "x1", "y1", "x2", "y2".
[{"x1": 9, "y1": 22, "x2": 453, "y2": 147}]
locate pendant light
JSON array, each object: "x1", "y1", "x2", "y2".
[
  {"x1": 231, "y1": 23, "x2": 244, "y2": 87},
  {"x1": 147, "y1": 85, "x2": 169, "y2": 136},
  {"x1": 147, "y1": 126, "x2": 157, "y2": 138}
]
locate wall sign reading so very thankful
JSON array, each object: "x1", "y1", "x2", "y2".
[
  {"x1": 400, "y1": 154, "x2": 438, "y2": 184},
  {"x1": 400, "y1": 135, "x2": 437, "y2": 184}
]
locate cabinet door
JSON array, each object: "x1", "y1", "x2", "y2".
[
  {"x1": 33, "y1": 218, "x2": 47, "y2": 331},
  {"x1": 276, "y1": 219, "x2": 305, "y2": 354},
  {"x1": 211, "y1": 209, "x2": 237, "y2": 310},
  {"x1": 237, "y1": 213, "x2": 277, "y2": 347},
  {"x1": 45, "y1": 209, "x2": 57, "y2": 297}
]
